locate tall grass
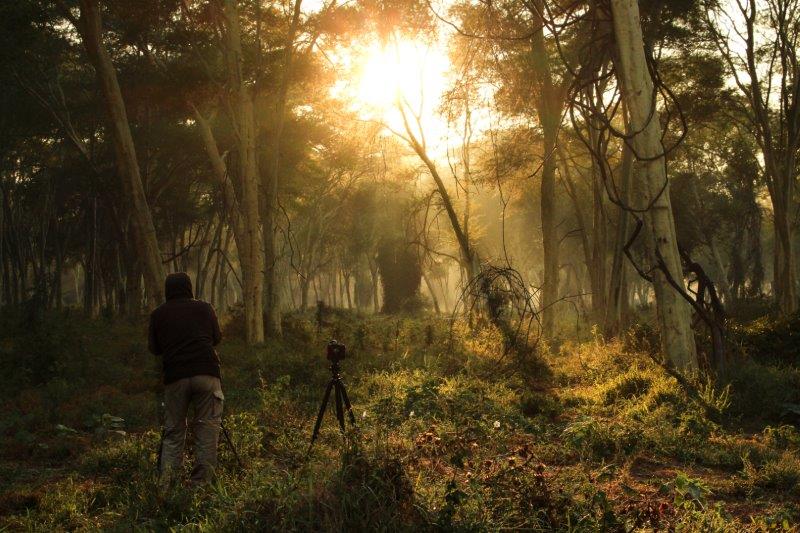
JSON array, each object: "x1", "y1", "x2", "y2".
[{"x1": 1, "y1": 311, "x2": 798, "y2": 530}]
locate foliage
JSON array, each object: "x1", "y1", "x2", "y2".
[
  {"x1": 1, "y1": 313, "x2": 799, "y2": 530},
  {"x1": 732, "y1": 313, "x2": 800, "y2": 366}
]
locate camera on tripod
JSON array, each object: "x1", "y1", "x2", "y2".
[
  {"x1": 326, "y1": 339, "x2": 346, "y2": 363},
  {"x1": 308, "y1": 339, "x2": 356, "y2": 453}
]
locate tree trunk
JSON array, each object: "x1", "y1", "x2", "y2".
[
  {"x1": 198, "y1": 217, "x2": 223, "y2": 301},
  {"x1": 125, "y1": 254, "x2": 141, "y2": 316},
  {"x1": 773, "y1": 198, "x2": 797, "y2": 313},
  {"x1": 399, "y1": 106, "x2": 477, "y2": 285},
  {"x1": 530, "y1": 0, "x2": 562, "y2": 339},
  {"x1": 558, "y1": 148, "x2": 594, "y2": 300},
  {"x1": 370, "y1": 259, "x2": 380, "y2": 312},
  {"x1": 610, "y1": 0, "x2": 698, "y2": 372},
  {"x1": 423, "y1": 272, "x2": 441, "y2": 314},
  {"x1": 0, "y1": 183, "x2": 8, "y2": 306},
  {"x1": 589, "y1": 126, "x2": 607, "y2": 325},
  {"x1": 262, "y1": 0, "x2": 302, "y2": 336},
  {"x1": 77, "y1": 0, "x2": 164, "y2": 309},
  {"x1": 606, "y1": 129, "x2": 634, "y2": 335},
  {"x1": 300, "y1": 277, "x2": 310, "y2": 310},
  {"x1": 344, "y1": 272, "x2": 353, "y2": 309},
  {"x1": 84, "y1": 196, "x2": 98, "y2": 317},
  {"x1": 236, "y1": 95, "x2": 265, "y2": 343},
  {"x1": 224, "y1": 0, "x2": 265, "y2": 343},
  {"x1": 189, "y1": 2, "x2": 264, "y2": 343}
]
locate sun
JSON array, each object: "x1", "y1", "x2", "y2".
[
  {"x1": 356, "y1": 39, "x2": 448, "y2": 111},
  {"x1": 343, "y1": 37, "x2": 452, "y2": 143}
]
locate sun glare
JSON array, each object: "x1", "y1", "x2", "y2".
[
  {"x1": 341, "y1": 38, "x2": 452, "y2": 144},
  {"x1": 356, "y1": 40, "x2": 448, "y2": 111}
]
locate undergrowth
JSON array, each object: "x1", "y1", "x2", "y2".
[{"x1": 1, "y1": 310, "x2": 799, "y2": 531}]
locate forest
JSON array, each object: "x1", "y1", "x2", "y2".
[{"x1": 1, "y1": 0, "x2": 800, "y2": 530}]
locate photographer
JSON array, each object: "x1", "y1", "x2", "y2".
[{"x1": 148, "y1": 272, "x2": 224, "y2": 490}]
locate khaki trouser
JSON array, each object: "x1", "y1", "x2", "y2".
[{"x1": 160, "y1": 375, "x2": 224, "y2": 485}]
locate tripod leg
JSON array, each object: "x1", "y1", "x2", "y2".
[
  {"x1": 309, "y1": 380, "x2": 335, "y2": 449},
  {"x1": 334, "y1": 382, "x2": 346, "y2": 434},
  {"x1": 220, "y1": 421, "x2": 244, "y2": 469},
  {"x1": 338, "y1": 381, "x2": 358, "y2": 427}
]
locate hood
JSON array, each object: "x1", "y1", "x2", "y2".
[{"x1": 164, "y1": 272, "x2": 194, "y2": 301}]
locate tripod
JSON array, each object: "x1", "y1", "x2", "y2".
[{"x1": 308, "y1": 359, "x2": 357, "y2": 452}]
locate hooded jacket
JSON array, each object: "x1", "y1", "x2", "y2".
[{"x1": 148, "y1": 272, "x2": 222, "y2": 384}]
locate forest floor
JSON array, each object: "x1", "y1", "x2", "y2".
[{"x1": 1, "y1": 309, "x2": 799, "y2": 531}]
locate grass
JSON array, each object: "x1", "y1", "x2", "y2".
[{"x1": 1, "y1": 309, "x2": 799, "y2": 531}]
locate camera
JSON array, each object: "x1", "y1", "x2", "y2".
[{"x1": 326, "y1": 339, "x2": 346, "y2": 363}]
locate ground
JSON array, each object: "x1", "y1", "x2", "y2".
[{"x1": 1, "y1": 310, "x2": 799, "y2": 531}]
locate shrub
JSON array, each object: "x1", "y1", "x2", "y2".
[
  {"x1": 732, "y1": 313, "x2": 800, "y2": 365},
  {"x1": 726, "y1": 360, "x2": 800, "y2": 421},
  {"x1": 598, "y1": 370, "x2": 652, "y2": 405},
  {"x1": 562, "y1": 416, "x2": 641, "y2": 460},
  {"x1": 744, "y1": 451, "x2": 800, "y2": 495},
  {"x1": 519, "y1": 391, "x2": 561, "y2": 419}
]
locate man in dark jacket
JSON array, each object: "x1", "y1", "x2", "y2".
[{"x1": 148, "y1": 272, "x2": 223, "y2": 488}]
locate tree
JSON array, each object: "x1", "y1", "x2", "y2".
[
  {"x1": 705, "y1": 0, "x2": 800, "y2": 314},
  {"x1": 70, "y1": 0, "x2": 165, "y2": 309},
  {"x1": 528, "y1": 0, "x2": 564, "y2": 339},
  {"x1": 610, "y1": 0, "x2": 699, "y2": 372}
]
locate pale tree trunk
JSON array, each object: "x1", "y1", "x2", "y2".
[
  {"x1": 610, "y1": 0, "x2": 698, "y2": 372},
  {"x1": 558, "y1": 150, "x2": 592, "y2": 287},
  {"x1": 224, "y1": 0, "x2": 264, "y2": 344},
  {"x1": 185, "y1": 0, "x2": 265, "y2": 343},
  {"x1": 605, "y1": 123, "x2": 634, "y2": 335},
  {"x1": 707, "y1": 241, "x2": 731, "y2": 303},
  {"x1": 236, "y1": 95, "x2": 265, "y2": 344},
  {"x1": 193, "y1": 102, "x2": 263, "y2": 343},
  {"x1": 76, "y1": 0, "x2": 164, "y2": 309},
  {"x1": 559, "y1": 145, "x2": 607, "y2": 329}
]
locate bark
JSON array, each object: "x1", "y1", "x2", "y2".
[
  {"x1": 772, "y1": 198, "x2": 796, "y2": 312},
  {"x1": 189, "y1": 0, "x2": 265, "y2": 343},
  {"x1": 559, "y1": 146, "x2": 607, "y2": 329},
  {"x1": 530, "y1": 0, "x2": 562, "y2": 339},
  {"x1": 76, "y1": 0, "x2": 164, "y2": 309},
  {"x1": 300, "y1": 277, "x2": 310, "y2": 310},
  {"x1": 233, "y1": 95, "x2": 265, "y2": 343},
  {"x1": 606, "y1": 127, "x2": 634, "y2": 335},
  {"x1": 610, "y1": 0, "x2": 698, "y2": 372},
  {"x1": 215, "y1": 226, "x2": 233, "y2": 310},
  {"x1": 344, "y1": 272, "x2": 353, "y2": 309},
  {"x1": 227, "y1": 0, "x2": 265, "y2": 343},
  {"x1": 688, "y1": 178, "x2": 732, "y2": 303},
  {"x1": 198, "y1": 216, "x2": 223, "y2": 300},
  {"x1": 589, "y1": 127, "x2": 607, "y2": 325}
]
